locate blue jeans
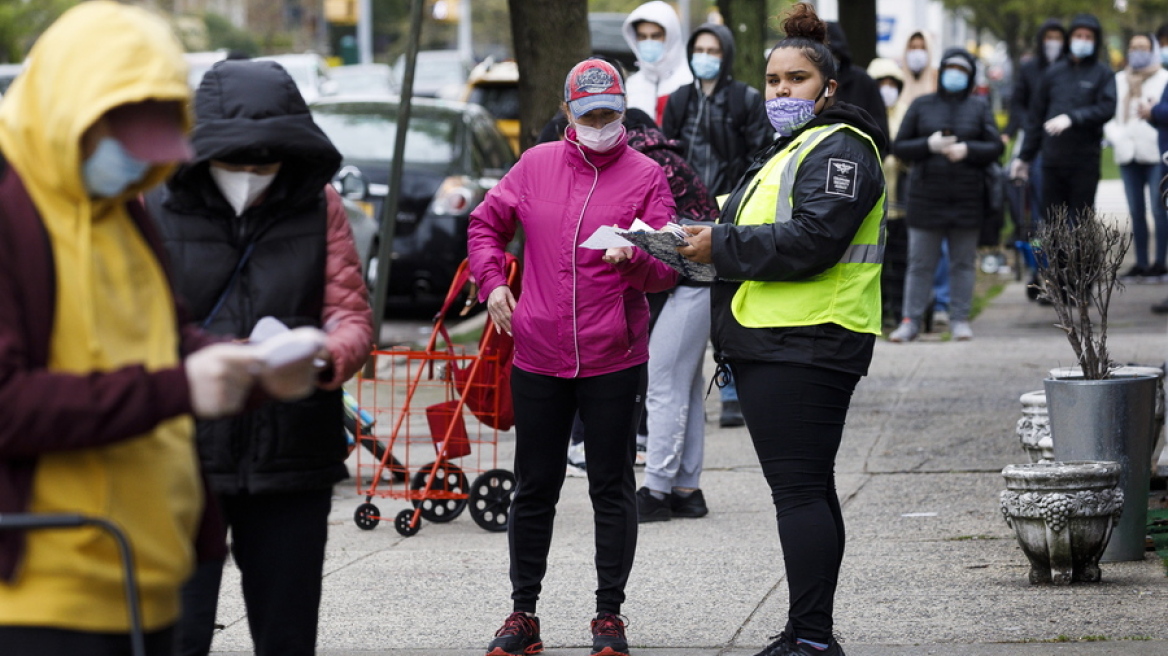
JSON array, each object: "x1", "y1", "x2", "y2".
[
  {"x1": 1119, "y1": 162, "x2": 1168, "y2": 269},
  {"x1": 932, "y1": 239, "x2": 950, "y2": 312}
]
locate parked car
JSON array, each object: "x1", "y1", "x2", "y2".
[
  {"x1": 331, "y1": 63, "x2": 396, "y2": 97},
  {"x1": 392, "y1": 49, "x2": 470, "y2": 100},
  {"x1": 310, "y1": 95, "x2": 516, "y2": 309},
  {"x1": 256, "y1": 53, "x2": 337, "y2": 103},
  {"x1": 589, "y1": 12, "x2": 636, "y2": 73},
  {"x1": 342, "y1": 196, "x2": 378, "y2": 283},
  {"x1": 462, "y1": 59, "x2": 519, "y2": 154},
  {"x1": 0, "y1": 63, "x2": 24, "y2": 96}
]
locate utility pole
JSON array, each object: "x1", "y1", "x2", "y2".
[
  {"x1": 358, "y1": 0, "x2": 372, "y2": 64},
  {"x1": 458, "y1": 0, "x2": 473, "y2": 63}
]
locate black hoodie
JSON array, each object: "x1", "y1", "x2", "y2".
[
  {"x1": 661, "y1": 22, "x2": 773, "y2": 197},
  {"x1": 708, "y1": 101, "x2": 885, "y2": 376},
  {"x1": 1019, "y1": 14, "x2": 1116, "y2": 163},
  {"x1": 826, "y1": 22, "x2": 890, "y2": 151},
  {"x1": 1004, "y1": 19, "x2": 1066, "y2": 138}
]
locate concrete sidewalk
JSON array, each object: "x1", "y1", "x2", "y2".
[{"x1": 209, "y1": 181, "x2": 1168, "y2": 655}]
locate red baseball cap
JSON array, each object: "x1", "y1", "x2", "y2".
[
  {"x1": 563, "y1": 60, "x2": 626, "y2": 118},
  {"x1": 105, "y1": 100, "x2": 193, "y2": 163}
]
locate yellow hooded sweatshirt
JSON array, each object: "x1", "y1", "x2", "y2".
[{"x1": 0, "y1": 1, "x2": 201, "y2": 632}]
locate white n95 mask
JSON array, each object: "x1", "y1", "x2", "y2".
[{"x1": 210, "y1": 166, "x2": 277, "y2": 216}]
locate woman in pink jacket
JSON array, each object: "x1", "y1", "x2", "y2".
[{"x1": 469, "y1": 59, "x2": 678, "y2": 656}]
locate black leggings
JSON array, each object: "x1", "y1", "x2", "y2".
[
  {"x1": 508, "y1": 363, "x2": 646, "y2": 614},
  {"x1": 733, "y1": 362, "x2": 860, "y2": 645},
  {"x1": 0, "y1": 625, "x2": 176, "y2": 656}
]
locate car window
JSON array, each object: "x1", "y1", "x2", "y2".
[
  {"x1": 471, "y1": 115, "x2": 513, "y2": 170},
  {"x1": 313, "y1": 104, "x2": 457, "y2": 165},
  {"x1": 468, "y1": 85, "x2": 519, "y2": 121}
]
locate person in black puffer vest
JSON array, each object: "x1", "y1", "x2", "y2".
[{"x1": 146, "y1": 59, "x2": 373, "y2": 656}]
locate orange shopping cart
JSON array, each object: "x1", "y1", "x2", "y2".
[{"x1": 351, "y1": 255, "x2": 519, "y2": 537}]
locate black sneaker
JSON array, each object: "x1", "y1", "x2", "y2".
[
  {"x1": 670, "y1": 489, "x2": 709, "y2": 518},
  {"x1": 1153, "y1": 298, "x2": 1168, "y2": 315},
  {"x1": 754, "y1": 632, "x2": 845, "y2": 656},
  {"x1": 720, "y1": 400, "x2": 745, "y2": 427},
  {"x1": 1122, "y1": 265, "x2": 1149, "y2": 280},
  {"x1": 485, "y1": 612, "x2": 542, "y2": 656},
  {"x1": 636, "y1": 486, "x2": 670, "y2": 523},
  {"x1": 590, "y1": 612, "x2": 629, "y2": 656}
]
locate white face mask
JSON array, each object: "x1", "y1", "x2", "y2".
[
  {"x1": 573, "y1": 119, "x2": 625, "y2": 153},
  {"x1": 906, "y1": 48, "x2": 929, "y2": 73},
  {"x1": 210, "y1": 166, "x2": 278, "y2": 216},
  {"x1": 879, "y1": 85, "x2": 900, "y2": 108}
]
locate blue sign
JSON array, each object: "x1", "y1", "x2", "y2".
[{"x1": 877, "y1": 16, "x2": 895, "y2": 43}]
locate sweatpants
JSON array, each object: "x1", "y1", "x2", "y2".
[
  {"x1": 902, "y1": 226, "x2": 979, "y2": 323},
  {"x1": 1042, "y1": 164, "x2": 1100, "y2": 223},
  {"x1": 177, "y1": 489, "x2": 332, "y2": 656},
  {"x1": 644, "y1": 285, "x2": 710, "y2": 493},
  {"x1": 733, "y1": 361, "x2": 860, "y2": 645},
  {"x1": 508, "y1": 363, "x2": 645, "y2": 614}
]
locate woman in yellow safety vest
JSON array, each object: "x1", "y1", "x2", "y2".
[{"x1": 678, "y1": 4, "x2": 885, "y2": 656}]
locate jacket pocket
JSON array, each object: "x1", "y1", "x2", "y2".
[{"x1": 257, "y1": 388, "x2": 347, "y2": 471}]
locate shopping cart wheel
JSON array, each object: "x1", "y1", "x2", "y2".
[
  {"x1": 354, "y1": 502, "x2": 380, "y2": 530},
  {"x1": 469, "y1": 469, "x2": 516, "y2": 533},
  {"x1": 410, "y1": 462, "x2": 468, "y2": 523},
  {"x1": 394, "y1": 509, "x2": 421, "y2": 537}
]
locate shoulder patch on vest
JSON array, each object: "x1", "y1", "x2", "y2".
[{"x1": 824, "y1": 158, "x2": 858, "y2": 198}]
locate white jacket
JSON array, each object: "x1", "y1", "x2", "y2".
[
  {"x1": 1104, "y1": 67, "x2": 1168, "y2": 165},
  {"x1": 621, "y1": 1, "x2": 692, "y2": 122}
]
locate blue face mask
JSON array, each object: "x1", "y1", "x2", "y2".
[
  {"x1": 940, "y1": 69, "x2": 969, "y2": 93},
  {"x1": 638, "y1": 40, "x2": 665, "y2": 64},
  {"x1": 83, "y1": 137, "x2": 150, "y2": 198},
  {"x1": 691, "y1": 53, "x2": 721, "y2": 80},
  {"x1": 1128, "y1": 50, "x2": 1154, "y2": 70},
  {"x1": 1070, "y1": 38, "x2": 1094, "y2": 59},
  {"x1": 766, "y1": 96, "x2": 818, "y2": 137}
]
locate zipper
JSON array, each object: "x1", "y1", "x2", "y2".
[{"x1": 570, "y1": 143, "x2": 601, "y2": 378}]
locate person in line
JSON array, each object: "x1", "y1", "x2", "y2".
[
  {"x1": 661, "y1": 21, "x2": 773, "y2": 429},
  {"x1": 889, "y1": 49, "x2": 1003, "y2": 343},
  {"x1": 677, "y1": 4, "x2": 885, "y2": 654},
  {"x1": 469, "y1": 59, "x2": 678, "y2": 656},
  {"x1": 621, "y1": 0, "x2": 693, "y2": 124},
  {"x1": 1107, "y1": 33, "x2": 1168, "y2": 280},
  {"x1": 623, "y1": 108, "x2": 721, "y2": 523},
  {"x1": 1012, "y1": 13, "x2": 1116, "y2": 226},
  {"x1": 147, "y1": 59, "x2": 373, "y2": 656},
  {"x1": 900, "y1": 30, "x2": 938, "y2": 111},
  {"x1": 1143, "y1": 24, "x2": 1168, "y2": 313},
  {"x1": 825, "y1": 22, "x2": 890, "y2": 151},
  {"x1": 1003, "y1": 19, "x2": 1065, "y2": 300},
  {"x1": 866, "y1": 57, "x2": 909, "y2": 329},
  {"x1": 0, "y1": 4, "x2": 320, "y2": 655}
]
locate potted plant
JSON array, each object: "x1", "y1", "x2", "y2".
[{"x1": 1033, "y1": 206, "x2": 1157, "y2": 562}]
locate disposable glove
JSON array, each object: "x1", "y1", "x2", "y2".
[
  {"x1": 1009, "y1": 159, "x2": 1029, "y2": 183},
  {"x1": 254, "y1": 326, "x2": 328, "y2": 401},
  {"x1": 943, "y1": 142, "x2": 969, "y2": 162},
  {"x1": 185, "y1": 343, "x2": 258, "y2": 419},
  {"x1": 1044, "y1": 114, "x2": 1072, "y2": 136},
  {"x1": 928, "y1": 131, "x2": 958, "y2": 153}
]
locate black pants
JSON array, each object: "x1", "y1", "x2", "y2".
[
  {"x1": 1042, "y1": 164, "x2": 1100, "y2": 223},
  {"x1": 508, "y1": 364, "x2": 646, "y2": 614},
  {"x1": 177, "y1": 489, "x2": 332, "y2": 656},
  {"x1": 733, "y1": 362, "x2": 860, "y2": 645},
  {"x1": 0, "y1": 625, "x2": 176, "y2": 656}
]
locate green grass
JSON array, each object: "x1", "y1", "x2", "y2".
[{"x1": 1100, "y1": 146, "x2": 1120, "y2": 181}]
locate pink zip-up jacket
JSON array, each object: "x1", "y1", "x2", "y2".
[{"x1": 468, "y1": 129, "x2": 679, "y2": 378}]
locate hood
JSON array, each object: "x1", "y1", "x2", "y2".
[
  {"x1": 1034, "y1": 18, "x2": 1066, "y2": 68},
  {"x1": 826, "y1": 22, "x2": 853, "y2": 68},
  {"x1": 937, "y1": 47, "x2": 977, "y2": 97},
  {"x1": 1068, "y1": 14, "x2": 1104, "y2": 64},
  {"x1": 170, "y1": 59, "x2": 342, "y2": 211},
  {"x1": 901, "y1": 30, "x2": 936, "y2": 70},
  {"x1": 866, "y1": 57, "x2": 904, "y2": 85},
  {"x1": 803, "y1": 101, "x2": 887, "y2": 157},
  {"x1": 0, "y1": 1, "x2": 190, "y2": 204},
  {"x1": 686, "y1": 23, "x2": 737, "y2": 88},
  {"x1": 622, "y1": 1, "x2": 687, "y2": 81}
]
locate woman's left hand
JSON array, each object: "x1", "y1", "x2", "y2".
[
  {"x1": 603, "y1": 246, "x2": 634, "y2": 264},
  {"x1": 678, "y1": 225, "x2": 713, "y2": 264}
]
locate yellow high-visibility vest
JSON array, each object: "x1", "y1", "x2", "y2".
[{"x1": 729, "y1": 123, "x2": 886, "y2": 335}]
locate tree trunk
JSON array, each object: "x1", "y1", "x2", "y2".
[
  {"x1": 507, "y1": 0, "x2": 590, "y2": 152},
  {"x1": 839, "y1": 0, "x2": 877, "y2": 68},
  {"x1": 716, "y1": 0, "x2": 767, "y2": 94}
]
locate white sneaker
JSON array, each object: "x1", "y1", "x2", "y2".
[
  {"x1": 565, "y1": 461, "x2": 587, "y2": 478},
  {"x1": 951, "y1": 321, "x2": 973, "y2": 341},
  {"x1": 933, "y1": 309, "x2": 950, "y2": 327},
  {"x1": 567, "y1": 440, "x2": 586, "y2": 466},
  {"x1": 888, "y1": 319, "x2": 919, "y2": 343}
]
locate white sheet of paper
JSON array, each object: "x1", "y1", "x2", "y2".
[
  {"x1": 580, "y1": 225, "x2": 635, "y2": 250},
  {"x1": 629, "y1": 218, "x2": 654, "y2": 232},
  {"x1": 255, "y1": 328, "x2": 326, "y2": 369},
  {"x1": 249, "y1": 316, "x2": 290, "y2": 342}
]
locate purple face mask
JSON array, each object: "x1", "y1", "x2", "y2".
[{"x1": 765, "y1": 96, "x2": 818, "y2": 137}]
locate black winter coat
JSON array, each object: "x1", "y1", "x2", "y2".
[
  {"x1": 149, "y1": 59, "x2": 348, "y2": 494},
  {"x1": 1003, "y1": 19, "x2": 1066, "y2": 139},
  {"x1": 894, "y1": 49, "x2": 1003, "y2": 231}
]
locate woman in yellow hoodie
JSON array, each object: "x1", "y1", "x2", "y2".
[{"x1": 0, "y1": 3, "x2": 321, "y2": 655}]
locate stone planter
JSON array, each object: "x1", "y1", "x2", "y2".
[
  {"x1": 1016, "y1": 390, "x2": 1053, "y2": 463},
  {"x1": 1000, "y1": 461, "x2": 1123, "y2": 585}
]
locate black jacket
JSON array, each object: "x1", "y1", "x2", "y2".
[
  {"x1": 149, "y1": 60, "x2": 348, "y2": 494},
  {"x1": 661, "y1": 23, "x2": 774, "y2": 196},
  {"x1": 1003, "y1": 19, "x2": 1066, "y2": 139},
  {"x1": 1019, "y1": 14, "x2": 1116, "y2": 164},
  {"x1": 827, "y1": 22, "x2": 890, "y2": 155},
  {"x1": 709, "y1": 102, "x2": 886, "y2": 376},
  {"x1": 893, "y1": 48, "x2": 1003, "y2": 230}
]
